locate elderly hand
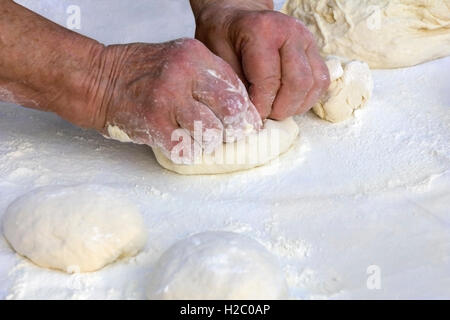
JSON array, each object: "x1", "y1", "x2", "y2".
[
  {"x1": 0, "y1": 2, "x2": 262, "y2": 160},
  {"x1": 191, "y1": 0, "x2": 330, "y2": 120},
  {"x1": 96, "y1": 39, "x2": 262, "y2": 158}
]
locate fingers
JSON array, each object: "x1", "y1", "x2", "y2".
[
  {"x1": 144, "y1": 110, "x2": 181, "y2": 158},
  {"x1": 193, "y1": 56, "x2": 262, "y2": 142},
  {"x1": 144, "y1": 100, "x2": 224, "y2": 162},
  {"x1": 270, "y1": 38, "x2": 314, "y2": 120},
  {"x1": 240, "y1": 43, "x2": 281, "y2": 119},
  {"x1": 204, "y1": 39, "x2": 247, "y2": 85},
  {"x1": 300, "y1": 41, "x2": 330, "y2": 114},
  {"x1": 175, "y1": 100, "x2": 224, "y2": 154},
  {"x1": 230, "y1": 17, "x2": 329, "y2": 120}
]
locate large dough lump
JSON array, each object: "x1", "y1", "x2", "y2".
[{"x1": 282, "y1": 0, "x2": 450, "y2": 69}]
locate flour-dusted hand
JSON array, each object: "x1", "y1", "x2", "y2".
[
  {"x1": 0, "y1": 2, "x2": 262, "y2": 160},
  {"x1": 96, "y1": 39, "x2": 262, "y2": 158},
  {"x1": 190, "y1": 0, "x2": 330, "y2": 120}
]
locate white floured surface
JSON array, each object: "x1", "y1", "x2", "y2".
[{"x1": 0, "y1": 0, "x2": 449, "y2": 299}]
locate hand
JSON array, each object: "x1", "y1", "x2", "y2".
[
  {"x1": 192, "y1": 1, "x2": 330, "y2": 120},
  {"x1": 1, "y1": 1, "x2": 262, "y2": 160},
  {"x1": 90, "y1": 38, "x2": 262, "y2": 158}
]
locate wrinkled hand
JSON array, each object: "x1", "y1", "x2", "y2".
[
  {"x1": 194, "y1": 4, "x2": 330, "y2": 120},
  {"x1": 91, "y1": 38, "x2": 262, "y2": 158}
]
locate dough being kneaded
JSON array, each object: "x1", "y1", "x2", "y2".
[
  {"x1": 153, "y1": 117, "x2": 299, "y2": 175},
  {"x1": 282, "y1": 0, "x2": 450, "y2": 69},
  {"x1": 312, "y1": 56, "x2": 373, "y2": 123}
]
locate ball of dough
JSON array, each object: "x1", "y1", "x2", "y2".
[
  {"x1": 2, "y1": 185, "x2": 147, "y2": 273},
  {"x1": 282, "y1": 0, "x2": 450, "y2": 69},
  {"x1": 147, "y1": 231, "x2": 289, "y2": 300},
  {"x1": 312, "y1": 56, "x2": 373, "y2": 123},
  {"x1": 153, "y1": 118, "x2": 299, "y2": 175}
]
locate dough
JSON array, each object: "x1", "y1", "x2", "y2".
[
  {"x1": 147, "y1": 231, "x2": 288, "y2": 300},
  {"x1": 153, "y1": 118, "x2": 299, "y2": 175},
  {"x1": 312, "y1": 56, "x2": 373, "y2": 122},
  {"x1": 2, "y1": 184, "x2": 147, "y2": 273},
  {"x1": 282, "y1": 0, "x2": 450, "y2": 69},
  {"x1": 106, "y1": 125, "x2": 133, "y2": 143}
]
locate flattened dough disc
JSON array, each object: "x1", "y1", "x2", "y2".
[{"x1": 153, "y1": 118, "x2": 299, "y2": 175}]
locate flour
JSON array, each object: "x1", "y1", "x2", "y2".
[{"x1": 0, "y1": 0, "x2": 449, "y2": 300}]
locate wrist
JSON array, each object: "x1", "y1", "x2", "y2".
[
  {"x1": 54, "y1": 40, "x2": 108, "y2": 130},
  {"x1": 79, "y1": 43, "x2": 160, "y2": 132},
  {"x1": 28, "y1": 37, "x2": 107, "y2": 131}
]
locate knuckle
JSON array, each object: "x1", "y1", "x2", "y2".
[
  {"x1": 169, "y1": 38, "x2": 207, "y2": 62},
  {"x1": 250, "y1": 12, "x2": 267, "y2": 27},
  {"x1": 249, "y1": 11, "x2": 278, "y2": 30},
  {"x1": 180, "y1": 38, "x2": 205, "y2": 51}
]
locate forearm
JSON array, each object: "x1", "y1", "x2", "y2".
[
  {"x1": 189, "y1": 0, "x2": 274, "y2": 19},
  {"x1": 0, "y1": 0, "x2": 105, "y2": 128}
]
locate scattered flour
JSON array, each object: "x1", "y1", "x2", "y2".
[{"x1": 0, "y1": 0, "x2": 448, "y2": 300}]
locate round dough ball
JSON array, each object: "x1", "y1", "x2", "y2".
[
  {"x1": 282, "y1": 0, "x2": 450, "y2": 69},
  {"x1": 2, "y1": 184, "x2": 147, "y2": 273},
  {"x1": 312, "y1": 56, "x2": 373, "y2": 123},
  {"x1": 153, "y1": 118, "x2": 299, "y2": 175},
  {"x1": 147, "y1": 231, "x2": 289, "y2": 300}
]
